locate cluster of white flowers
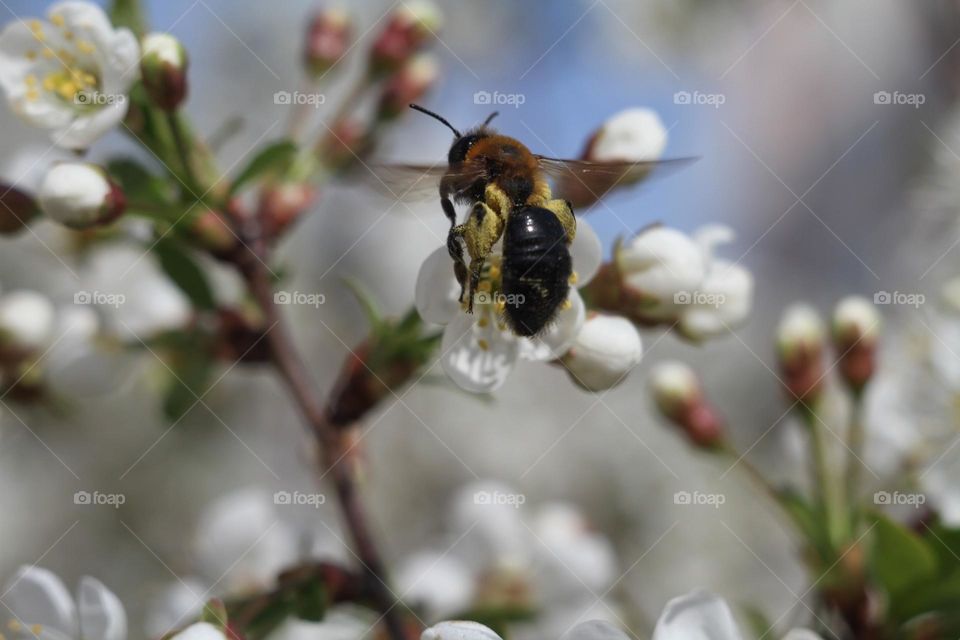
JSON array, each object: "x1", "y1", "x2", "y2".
[
  {"x1": 395, "y1": 480, "x2": 619, "y2": 637},
  {"x1": 422, "y1": 590, "x2": 820, "y2": 640}
]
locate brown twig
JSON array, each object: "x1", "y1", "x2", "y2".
[{"x1": 234, "y1": 221, "x2": 408, "y2": 640}]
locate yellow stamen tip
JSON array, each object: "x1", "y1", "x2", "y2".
[
  {"x1": 30, "y1": 624, "x2": 42, "y2": 635},
  {"x1": 25, "y1": 88, "x2": 39, "y2": 101},
  {"x1": 41, "y1": 48, "x2": 54, "y2": 59},
  {"x1": 77, "y1": 40, "x2": 95, "y2": 54},
  {"x1": 50, "y1": 14, "x2": 65, "y2": 27},
  {"x1": 495, "y1": 300, "x2": 506, "y2": 313},
  {"x1": 8, "y1": 620, "x2": 22, "y2": 632},
  {"x1": 477, "y1": 316, "x2": 488, "y2": 328},
  {"x1": 569, "y1": 271, "x2": 579, "y2": 285},
  {"x1": 24, "y1": 50, "x2": 37, "y2": 60},
  {"x1": 477, "y1": 339, "x2": 489, "y2": 351},
  {"x1": 561, "y1": 299, "x2": 572, "y2": 310}
]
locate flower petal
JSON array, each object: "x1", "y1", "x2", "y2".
[
  {"x1": 561, "y1": 620, "x2": 630, "y2": 640},
  {"x1": 678, "y1": 260, "x2": 753, "y2": 340},
  {"x1": 422, "y1": 621, "x2": 503, "y2": 640},
  {"x1": 3, "y1": 566, "x2": 78, "y2": 640},
  {"x1": 394, "y1": 552, "x2": 474, "y2": 619},
  {"x1": 168, "y1": 622, "x2": 227, "y2": 640},
  {"x1": 570, "y1": 219, "x2": 602, "y2": 285},
  {"x1": 652, "y1": 590, "x2": 743, "y2": 640},
  {"x1": 77, "y1": 577, "x2": 126, "y2": 640},
  {"x1": 54, "y1": 100, "x2": 129, "y2": 150},
  {"x1": 415, "y1": 247, "x2": 460, "y2": 325},
  {"x1": 440, "y1": 312, "x2": 518, "y2": 392},
  {"x1": 521, "y1": 290, "x2": 585, "y2": 361}
]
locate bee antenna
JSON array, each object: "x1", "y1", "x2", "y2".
[
  {"x1": 409, "y1": 104, "x2": 461, "y2": 137},
  {"x1": 483, "y1": 111, "x2": 499, "y2": 127}
]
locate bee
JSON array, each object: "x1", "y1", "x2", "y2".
[{"x1": 366, "y1": 104, "x2": 690, "y2": 337}]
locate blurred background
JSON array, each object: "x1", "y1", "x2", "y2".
[{"x1": 2, "y1": 0, "x2": 960, "y2": 635}]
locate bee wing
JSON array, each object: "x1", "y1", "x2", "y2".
[
  {"x1": 535, "y1": 155, "x2": 697, "y2": 208},
  {"x1": 347, "y1": 163, "x2": 486, "y2": 202}
]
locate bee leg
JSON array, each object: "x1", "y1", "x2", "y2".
[
  {"x1": 463, "y1": 201, "x2": 505, "y2": 313},
  {"x1": 543, "y1": 198, "x2": 577, "y2": 242},
  {"x1": 484, "y1": 183, "x2": 513, "y2": 218},
  {"x1": 446, "y1": 224, "x2": 469, "y2": 302}
]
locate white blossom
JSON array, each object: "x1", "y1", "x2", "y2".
[
  {"x1": 415, "y1": 220, "x2": 602, "y2": 393},
  {"x1": 0, "y1": 289, "x2": 55, "y2": 350},
  {"x1": 1, "y1": 566, "x2": 126, "y2": 640},
  {"x1": 38, "y1": 163, "x2": 123, "y2": 228},
  {"x1": 649, "y1": 360, "x2": 699, "y2": 412},
  {"x1": 422, "y1": 621, "x2": 503, "y2": 640},
  {"x1": 0, "y1": 1, "x2": 140, "y2": 149},
  {"x1": 168, "y1": 622, "x2": 227, "y2": 640},
  {"x1": 777, "y1": 304, "x2": 825, "y2": 358},
  {"x1": 832, "y1": 295, "x2": 880, "y2": 344},
  {"x1": 590, "y1": 108, "x2": 668, "y2": 162},
  {"x1": 561, "y1": 313, "x2": 643, "y2": 391}
]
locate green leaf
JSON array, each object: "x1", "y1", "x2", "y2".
[
  {"x1": 779, "y1": 489, "x2": 832, "y2": 562},
  {"x1": 889, "y1": 570, "x2": 960, "y2": 622},
  {"x1": 108, "y1": 158, "x2": 175, "y2": 206},
  {"x1": 923, "y1": 525, "x2": 960, "y2": 576},
  {"x1": 228, "y1": 140, "x2": 297, "y2": 196},
  {"x1": 110, "y1": 0, "x2": 147, "y2": 36},
  {"x1": 740, "y1": 604, "x2": 775, "y2": 640},
  {"x1": 152, "y1": 238, "x2": 217, "y2": 311},
  {"x1": 163, "y1": 346, "x2": 215, "y2": 422},
  {"x1": 870, "y1": 513, "x2": 938, "y2": 597}
]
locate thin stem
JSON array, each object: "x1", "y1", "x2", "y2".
[
  {"x1": 844, "y1": 390, "x2": 865, "y2": 530},
  {"x1": 802, "y1": 404, "x2": 847, "y2": 549},
  {"x1": 167, "y1": 110, "x2": 203, "y2": 197},
  {"x1": 239, "y1": 233, "x2": 406, "y2": 640}
]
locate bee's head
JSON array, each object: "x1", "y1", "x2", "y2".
[{"x1": 409, "y1": 104, "x2": 500, "y2": 165}]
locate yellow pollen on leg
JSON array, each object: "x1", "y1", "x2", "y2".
[
  {"x1": 495, "y1": 300, "x2": 506, "y2": 314},
  {"x1": 487, "y1": 265, "x2": 501, "y2": 280},
  {"x1": 477, "y1": 280, "x2": 491, "y2": 293}
]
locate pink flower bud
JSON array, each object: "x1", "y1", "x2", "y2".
[
  {"x1": 369, "y1": 1, "x2": 441, "y2": 75},
  {"x1": 141, "y1": 33, "x2": 189, "y2": 111},
  {"x1": 832, "y1": 296, "x2": 880, "y2": 392},
  {"x1": 649, "y1": 360, "x2": 725, "y2": 449},
  {"x1": 304, "y1": 8, "x2": 351, "y2": 77},
  {"x1": 377, "y1": 54, "x2": 439, "y2": 119},
  {"x1": 258, "y1": 182, "x2": 318, "y2": 238},
  {"x1": 777, "y1": 304, "x2": 826, "y2": 403}
]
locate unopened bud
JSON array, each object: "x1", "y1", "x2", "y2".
[
  {"x1": 141, "y1": 33, "x2": 189, "y2": 111},
  {"x1": 563, "y1": 108, "x2": 667, "y2": 208},
  {"x1": 38, "y1": 163, "x2": 125, "y2": 229},
  {"x1": 561, "y1": 313, "x2": 643, "y2": 391},
  {"x1": 259, "y1": 182, "x2": 318, "y2": 238},
  {"x1": 0, "y1": 290, "x2": 55, "y2": 356},
  {"x1": 189, "y1": 209, "x2": 238, "y2": 259},
  {"x1": 832, "y1": 296, "x2": 880, "y2": 392},
  {"x1": 649, "y1": 360, "x2": 725, "y2": 449},
  {"x1": 317, "y1": 118, "x2": 370, "y2": 171},
  {"x1": 0, "y1": 186, "x2": 38, "y2": 234},
  {"x1": 304, "y1": 8, "x2": 351, "y2": 77},
  {"x1": 377, "y1": 54, "x2": 439, "y2": 120},
  {"x1": 777, "y1": 304, "x2": 826, "y2": 403},
  {"x1": 369, "y1": 1, "x2": 441, "y2": 75}
]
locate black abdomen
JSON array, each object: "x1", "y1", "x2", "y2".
[{"x1": 501, "y1": 206, "x2": 572, "y2": 337}]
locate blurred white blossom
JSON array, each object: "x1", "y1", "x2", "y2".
[{"x1": 38, "y1": 163, "x2": 124, "y2": 229}]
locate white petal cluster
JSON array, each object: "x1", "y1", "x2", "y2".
[
  {"x1": 0, "y1": 289, "x2": 56, "y2": 350},
  {"x1": 38, "y1": 163, "x2": 122, "y2": 228},
  {"x1": 415, "y1": 221, "x2": 602, "y2": 392},
  {"x1": 617, "y1": 224, "x2": 753, "y2": 340},
  {"x1": 590, "y1": 107, "x2": 668, "y2": 162},
  {"x1": 561, "y1": 313, "x2": 643, "y2": 391},
  {"x1": 1, "y1": 566, "x2": 127, "y2": 640},
  {"x1": 0, "y1": 1, "x2": 140, "y2": 149}
]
